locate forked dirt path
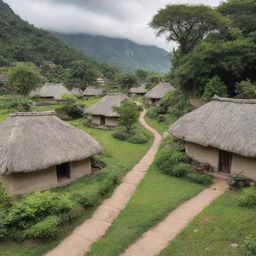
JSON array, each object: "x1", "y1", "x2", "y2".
[
  {"x1": 45, "y1": 109, "x2": 162, "y2": 256},
  {"x1": 120, "y1": 179, "x2": 228, "y2": 256}
]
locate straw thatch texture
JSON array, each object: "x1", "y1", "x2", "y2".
[
  {"x1": 169, "y1": 96, "x2": 256, "y2": 158},
  {"x1": 71, "y1": 87, "x2": 82, "y2": 96},
  {"x1": 0, "y1": 111, "x2": 102, "y2": 175},
  {"x1": 30, "y1": 83, "x2": 72, "y2": 100},
  {"x1": 85, "y1": 93, "x2": 127, "y2": 117},
  {"x1": 83, "y1": 87, "x2": 103, "y2": 96},
  {"x1": 145, "y1": 83, "x2": 175, "y2": 99},
  {"x1": 130, "y1": 84, "x2": 147, "y2": 94}
]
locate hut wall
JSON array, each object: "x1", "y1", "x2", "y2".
[
  {"x1": 91, "y1": 115, "x2": 101, "y2": 125},
  {"x1": 105, "y1": 117, "x2": 118, "y2": 127},
  {"x1": 231, "y1": 154, "x2": 256, "y2": 180},
  {"x1": 1, "y1": 166, "x2": 57, "y2": 196},
  {"x1": 70, "y1": 158, "x2": 91, "y2": 180},
  {"x1": 37, "y1": 98, "x2": 59, "y2": 104},
  {"x1": 185, "y1": 142, "x2": 219, "y2": 171}
]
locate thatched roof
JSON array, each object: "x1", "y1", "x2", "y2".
[
  {"x1": 30, "y1": 83, "x2": 72, "y2": 100},
  {"x1": 83, "y1": 87, "x2": 103, "y2": 96},
  {"x1": 130, "y1": 84, "x2": 147, "y2": 94},
  {"x1": 85, "y1": 93, "x2": 127, "y2": 117},
  {"x1": 0, "y1": 111, "x2": 102, "y2": 175},
  {"x1": 71, "y1": 87, "x2": 82, "y2": 96},
  {"x1": 169, "y1": 95, "x2": 256, "y2": 158},
  {"x1": 145, "y1": 83, "x2": 175, "y2": 99}
]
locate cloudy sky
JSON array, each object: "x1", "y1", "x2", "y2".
[{"x1": 4, "y1": 0, "x2": 221, "y2": 50}]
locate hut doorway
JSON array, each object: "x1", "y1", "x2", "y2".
[
  {"x1": 56, "y1": 163, "x2": 70, "y2": 182},
  {"x1": 219, "y1": 150, "x2": 232, "y2": 174},
  {"x1": 100, "y1": 115, "x2": 105, "y2": 125}
]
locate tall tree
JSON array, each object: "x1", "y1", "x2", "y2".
[
  {"x1": 116, "y1": 73, "x2": 138, "y2": 92},
  {"x1": 150, "y1": 4, "x2": 230, "y2": 56}
]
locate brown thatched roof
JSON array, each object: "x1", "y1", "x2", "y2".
[
  {"x1": 169, "y1": 96, "x2": 256, "y2": 158},
  {"x1": 145, "y1": 83, "x2": 175, "y2": 99},
  {"x1": 85, "y1": 93, "x2": 127, "y2": 117},
  {"x1": 0, "y1": 111, "x2": 102, "y2": 175},
  {"x1": 30, "y1": 83, "x2": 72, "y2": 100},
  {"x1": 71, "y1": 87, "x2": 82, "y2": 96},
  {"x1": 130, "y1": 84, "x2": 147, "y2": 94},
  {"x1": 83, "y1": 87, "x2": 103, "y2": 96}
]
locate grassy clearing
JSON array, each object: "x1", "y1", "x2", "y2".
[
  {"x1": 0, "y1": 98, "x2": 152, "y2": 256},
  {"x1": 159, "y1": 191, "x2": 256, "y2": 256},
  {"x1": 144, "y1": 114, "x2": 175, "y2": 135},
  {"x1": 86, "y1": 163, "x2": 204, "y2": 256}
]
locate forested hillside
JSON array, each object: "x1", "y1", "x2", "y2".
[
  {"x1": 0, "y1": 0, "x2": 96, "y2": 67},
  {"x1": 52, "y1": 32, "x2": 171, "y2": 73}
]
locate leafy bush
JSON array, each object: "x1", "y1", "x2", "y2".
[
  {"x1": 244, "y1": 235, "x2": 256, "y2": 256},
  {"x1": 146, "y1": 106, "x2": 158, "y2": 119},
  {"x1": 80, "y1": 115, "x2": 92, "y2": 127},
  {"x1": 22, "y1": 216, "x2": 59, "y2": 240},
  {"x1": 91, "y1": 154, "x2": 106, "y2": 169},
  {"x1": 8, "y1": 98, "x2": 33, "y2": 112},
  {"x1": 56, "y1": 103, "x2": 84, "y2": 120},
  {"x1": 238, "y1": 188, "x2": 256, "y2": 207},
  {"x1": 0, "y1": 182, "x2": 12, "y2": 209},
  {"x1": 61, "y1": 94, "x2": 76, "y2": 103},
  {"x1": 202, "y1": 75, "x2": 228, "y2": 102},
  {"x1": 112, "y1": 127, "x2": 129, "y2": 141},
  {"x1": 235, "y1": 80, "x2": 256, "y2": 99},
  {"x1": 73, "y1": 190, "x2": 98, "y2": 207},
  {"x1": 186, "y1": 172, "x2": 213, "y2": 185},
  {"x1": 5, "y1": 191, "x2": 74, "y2": 230},
  {"x1": 98, "y1": 180, "x2": 114, "y2": 196},
  {"x1": 172, "y1": 163, "x2": 192, "y2": 177}
]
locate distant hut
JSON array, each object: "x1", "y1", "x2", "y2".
[
  {"x1": 43, "y1": 61, "x2": 57, "y2": 68},
  {"x1": 0, "y1": 111, "x2": 102, "y2": 196},
  {"x1": 96, "y1": 78, "x2": 108, "y2": 86},
  {"x1": 83, "y1": 87, "x2": 103, "y2": 99},
  {"x1": 30, "y1": 83, "x2": 73, "y2": 104},
  {"x1": 130, "y1": 84, "x2": 147, "y2": 96},
  {"x1": 71, "y1": 87, "x2": 82, "y2": 97},
  {"x1": 0, "y1": 74, "x2": 7, "y2": 85},
  {"x1": 169, "y1": 96, "x2": 256, "y2": 180},
  {"x1": 145, "y1": 82, "x2": 175, "y2": 105},
  {"x1": 85, "y1": 93, "x2": 127, "y2": 128}
]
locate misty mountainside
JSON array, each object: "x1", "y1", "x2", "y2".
[
  {"x1": 0, "y1": 0, "x2": 96, "y2": 67},
  {"x1": 52, "y1": 32, "x2": 171, "y2": 73}
]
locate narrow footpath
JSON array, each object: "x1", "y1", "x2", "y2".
[
  {"x1": 45, "y1": 109, "x2": 162, "y2": 256},
  {"x1": 121, "y1": 179, "x2": 228, "y2": 256}
]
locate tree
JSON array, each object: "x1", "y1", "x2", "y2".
[
  {"x1": 235, "y1": 79, "x2": 256, "y2": 99},
  {"x1": 145, "y1": 74, "x2": 163, "y2": 89},
  {"x1": 7, "y1": 62, "x2": 42, "y2": 96},
  {"x1": 114, "y1": 100, "x2": 140, "y2": 133},
  {"x1": 116, "y1": 73, "x2": 138, "y2": 92},
  {"x1": 99, "y1": 63, "x2": 118, "y2": 80},
  {"x1": 202, "y1": 75, "x2": 228, "y2": 102},
  {"x1": 135, "y1": 69, "x2": 149, "y2": 80},
  {"x1": 66, "y1": 60, "x2": 99, "y2": 91},
  {"x1": 150, "y1": 4, "x2": 230, "y2": 56}
]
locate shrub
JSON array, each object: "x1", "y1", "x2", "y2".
[
  {"x1": 186, "y1": 172, "x2": 213, "y2": 185},
  {"x1": 235, "y1": 80, "x2": 256, "y2": 99},
  {"x1": 127, "y1": 130, "x2": 150, "y2": 144},
  {"x1": 80, "y1": 115, "x2": 92, "y2": 127},
  {"x1": 73, "y1": 190, "x2": 98, "y2": 207},
  {"x1": 112, "y1": 127, "x2": 129, "y2": 141},
  {"x1": 61, "y1": 94, "x2": 76, "y2": 103},
  {"x1": 22, "y1": 216, "x2": 59, "y2": 240},
  {"x1": 8, "y1": 98, "x2": 33, "y2": 112},
  {"x1": 146, "y1": 106, "x2": 158, "y2": 119},
  {"x1": 202, "y1": 75, "x2": 228, "y2": 102},
  {"x1": 172, "y1": 163, "x2": 192, "y2": 177},
  {"x1": 244, "y1": 235, "x2": 256, "y2": 256},
  {"x1": 98, "y1": 180, "x2": 114, "y2": 196},
  {"x1": 56, "y1": 103, "x2": 84, "y2": 120},
  {"x1": 0, "y1": 182, "x2": 12, "y2": 209},
  {"x1": 91, "y1": 154, "x2": 106, "y2": 169},
  {"x1": 238, "y1": 188, "x2": 256, "y2": 207}
]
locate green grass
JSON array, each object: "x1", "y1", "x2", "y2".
[
  {"x1": 144, "y1": 114, "x2": 175, "y2": 135},
  {"x1": 0, "y1": 97, "x2": 152, "y2": 256},
  {"x1": 159, "y1": 191, "x2": 256, "y2": 256},
  {"x1": 86, "y1": 164, "x2": 204, "y2": 256}
]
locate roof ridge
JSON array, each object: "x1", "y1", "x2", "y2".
[
  {"x1": 212, "y1": 95, "x2": 256, "y2": 104},
  {"x1": 10, "y1": 111, "x2": 56, "y2": 117}
]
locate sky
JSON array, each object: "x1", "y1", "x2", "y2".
[{"x1": 4, "y1": 0, "x2": 222, "y2": 51}]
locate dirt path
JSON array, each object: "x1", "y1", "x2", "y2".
[
  {"x1": 120, "y1": 179, "x2": 228, "y2": 256},
  {"x1": 45, "y1": 109, "x2": 162, "y2": 256}
]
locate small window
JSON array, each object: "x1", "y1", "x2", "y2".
[
  {"x1": 100, "y1": 115, "x2": 106, "y2": 125},
  {"x1": 56, "y1": 163, "x2": 70, "y2": 182}
]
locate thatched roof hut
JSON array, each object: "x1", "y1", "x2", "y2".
[
  {"x1": 85, "y1": 93, "x2": 127, "y2": 117},
  {"x1": 0, "y1": 111, "x2": 101, "y2": 175},
  {"x1": 130, "y1": 84, "x2": 147, "y2": 95},
  {"x1": 83, "y1": 87, "x2": 103, "y2": 97},
  {"x1": 30, "y1": 83, "x2": 72, "y2": 100},
  {"x1": 169, "y1": 96, "x2": 256, "y2": 179},
  {"x1": 71, "y1": 87, "x2": 82, "y2": 96},
  {"x1": 145, "y1": 83, "x2": 175, "y2": 99}
]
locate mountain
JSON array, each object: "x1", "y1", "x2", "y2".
[
  {"x1": 0, "y1": 0, "x2": 96, "y2": 67},
  {"x1": 52, "y1": 32, "x2": 171, "y2": 73}
]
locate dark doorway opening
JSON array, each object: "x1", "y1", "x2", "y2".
[
  {"x1": 100, "y1": 115, "x2": 105, "y2": 125},
  {"x1": 219, "y1": 150, "x2": 232, "y2": 174},
  {"x1": 56, "y1": 162, "x2": 70, "y2": 182}
]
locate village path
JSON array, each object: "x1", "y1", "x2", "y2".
[
  {"x1": 45, "y1": 108, "x2": 162, "y2": 256},
  {"x1": 120, "y1": 179, "x2": 228, "y2": 256}
]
